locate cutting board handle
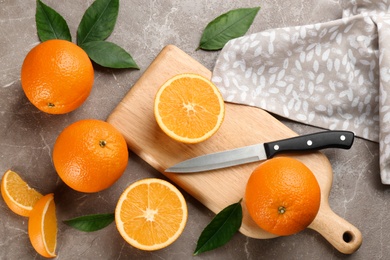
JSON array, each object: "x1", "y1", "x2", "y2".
[{"x1": 309, "y1": 203, "x2": 362, "y2": 254}]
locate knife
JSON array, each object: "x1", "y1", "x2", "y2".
[{"x1": 165, "y1": 130, "x2": 354, "y2": 173}]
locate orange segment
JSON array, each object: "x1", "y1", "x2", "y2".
[
  {"x1": 115, "y1": 178, "x2": 188, "y2": 251},
  {"x1": 154, "y1": 73, "x2": 225, "y2": 144},
  {"x1": 1, "y1": 169, "x2": 43, "y2": 217},
  {"x1": 28, "y1": 193, "x2": 57, "y2": 258}
]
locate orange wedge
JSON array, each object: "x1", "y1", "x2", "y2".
[
  {"x1": 1, "y1": 169, "x2": 43, "y2": 217},
  {"x1": 28, "y1": 193, "x2": 57, "y2": 258},
  {"x1": 154, "y1": 73, "x2": 225, "y2": 144},
  {"x1": 115, "y1": 178, "x2": 188, "y2": 251}
]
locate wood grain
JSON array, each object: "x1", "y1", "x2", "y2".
[{"x1": 107, "y1": 45, "x2": 362, "y2": 254}]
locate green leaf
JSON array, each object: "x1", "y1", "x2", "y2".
[
  {"x1": 77, "y1": 0, "x2": 119, "y2": 45},
  {"x1": 197, "y1": 7, "x2": 261, "y2": 51},
  {"x1": 63, "y1": 213, "x2": 115, "y2": 232},
  {"x1": 194, "y1": 199, "x2": 243, "y2": 255},
  {"x1": 80, "y1": 41, "x2": 139, "y2": 69},
  {"x1": 35, "y1": 0, "x2": 72, "y2": 42}
]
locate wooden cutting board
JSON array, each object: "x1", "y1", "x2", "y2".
[{"x1": 107, "y1": 45, "x2": 362, "y2": 254}]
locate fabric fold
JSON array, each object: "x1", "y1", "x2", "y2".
[{"x1": 212, "y1": 0, "x2": 390, "y2": 184}]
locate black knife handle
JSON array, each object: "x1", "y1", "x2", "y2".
[{"x1": 264, "y1": 130, "x2": 355, "y2": 159}]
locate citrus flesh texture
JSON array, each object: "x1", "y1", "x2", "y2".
[
  {"x1": 115, "y1": 178, "x2": 188, "y2": 251},
  {"x1": 154, "y1": 73, "x2": 225, "y2": 144},
  {"x1": 28, "y1": 193, "x2": 57, "y2": 258},
  {"x1": 1, "y1": 169, "x2": 43, "y2": 217}
]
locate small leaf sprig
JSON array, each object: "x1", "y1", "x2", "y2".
[
  {"x1": 194, "y1": 199, "x2": 243, "y2": 255},
  {"x1": 36, "y1": 0, "x2": 71, "y2": 41},
  {"x1": 36, "y1": 0, "x2": 138, "y2": 69},
  {"x1": 197, "y1": 7, "x2": 261, "y2": 51},
  {"x1": 63, "y1": 213, "x2": 115, "y2": 232}
]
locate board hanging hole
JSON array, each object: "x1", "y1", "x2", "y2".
[{"x1": 343, "y1": 231, "x2": 354, "y2": 243}]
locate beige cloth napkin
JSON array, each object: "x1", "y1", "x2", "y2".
[{"x1": 212, "y1": 0, "x2": 390, "y2": 184}]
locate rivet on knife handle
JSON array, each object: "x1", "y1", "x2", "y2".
[{"x1": 264, "y1": 130, "x2": 355, "y2": 159}]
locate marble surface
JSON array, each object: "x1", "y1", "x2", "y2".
[{"x1": 0, "y1": 0, "x2": 385, "y2": 259}]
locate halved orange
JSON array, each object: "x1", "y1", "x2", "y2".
[
  {"x1": 1, "y1": 169, "x2": 43, "y2": 217},
  {"x1": 115, "y1": 178, "x2": 188, "y2": 251},
  {"x1": 154, "y1": 73, "x2": 225, "y2": 144},
  {"x1": 28, "y1": 193, "x2": 57, "y2": 258}
]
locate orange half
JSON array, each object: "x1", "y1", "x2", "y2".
[
  {"x1": 154, "y1": 73, "x2": 225, "y2": 144},
  {"x1": 115, "y1": 178, "x2": 188, "y2": 251}
]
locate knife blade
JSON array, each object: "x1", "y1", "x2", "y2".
[{"x1": 165, "y1": 130, "x2": 354, "y2": 173}]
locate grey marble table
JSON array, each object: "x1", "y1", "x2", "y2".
[{"x1": 0, "y1": 0, "x2": 384, "y2": 259}]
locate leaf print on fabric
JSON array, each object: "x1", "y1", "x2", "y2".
[
  {"x1": 295, "y1": 60, "x2": 302, "y2": 71},
  {"x1": 300, "y1": 27, "x2": 307, "y2": 39},
  {"x1": 316, "y1": 73, "x2": 325, "y2": 84},
  {"x1": 277, "y1": 70, "x2": 285, "y2": 80},
  {"x1": 252, "y1": 73, "x2": 258, "y2": 85},
  {"x1": 339, "y1": 89, "x2": 353, "y2": 102},
  {"x1": 319, "y1": 28, "x2": 328, "y2": 38},
  {"x1": 299, "y1": 52, "x2": 305, "y2": 63},
  {"x1": 313, "y1": 60, "x2": 319, "y2": 72},
  {"x1": 383, "y1": 111, "x2": 390, "y2": 122},
  {"x1": 315, "y1": 43, "x2": 322, "y2": 56},
  {"x1": 380, "y1": 67, "x2": 390, "y2": 82},
  {"x1": 283, "y1": 105, "x2": 290, "y2": 117},
  {"x1": 306, "y1": 49, "x2": 314, "y2": 62},
  {"x1": 242, "y1": 43, "x2": 250, "y2": 55},
  {"x1": 336, "y1": 32, "x2": 343, "y2": 45},
  {"x1": 327, "y1": 59, "x2": 333, "y2": 71},
  {"x1": 250, "y1": 40, "x2": 260, "y2": 48},
  {"x1": 245, "y1": 67, "x2": 253, "y2": 79},
  {"x1": 334, "y1": 58, "x2": 341, "y2": 71},
  {"x1": 370, "y1": 60, "x2": 376, "y2": 70},
  {"x1": 308, "y1": 82, "x2": 315, "y2": 95},
  {"x1": 344, "y1": 22, "x2": 354, "y2": 33},
  {"x1": 233, "y1": 78, "x2": 249, "y2": 92},
  {"x1": 269, "y1": 74, "x2": 276, "y2": 85},
  {"x1": 327, "y1": 104, "x2": 334, "y2": 117},
  {"x1": 315, "y1": 104, "x2": 326, "y2": 112},
  {"x1": 276, "y1": 81, "x2": 287, "y2": 87},
  {"x1": 254, "y1": 46, "x2": 262, "y2": 57},
  {"x1": 233, "y1": 59, "x2": 246, "y2": 71},
  {"x1": 283, "y1": 58, "x2": 289, "y2": 69},
  {"x1": 306, "y1": 42, "x2": 317, "y2": 51},
  {"x1": 322, "y1": 49, "x2": 331, "y2": 61}
]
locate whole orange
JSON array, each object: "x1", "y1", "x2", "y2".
[
  {"x1": 52, "y1": 119, "x2": 128, "y2": 193},
  {"x1": 245, "y1": 157, "x2": 321, "y2": 236},
  {"x1": 21, "y1": 39, "x2": 94, "y2": 114}
]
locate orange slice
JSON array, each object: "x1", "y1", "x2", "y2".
[
  {"x1": 28, "y1": 193, "x2": 57, "y2": 258},
  {"x1": 154, "y1": 73, "x2": 225, "y2": 144},
  {"x1": 1, "y1": 169, "x2": 43, "y2": 217},
  {"x1": 115, "y1": 178, "x2": 188, "y2": 251}
]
